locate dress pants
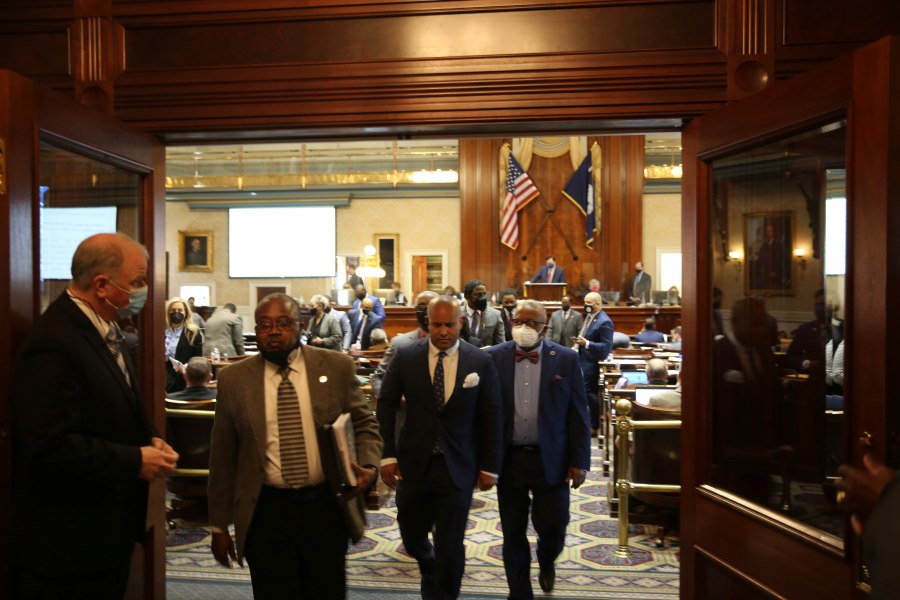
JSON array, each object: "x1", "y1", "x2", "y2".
[
  {"x1": 396, "y1": 455, "x2": 474, "y2": 600},
  {"x1": 497, "y1": 446, "x2": 570, "y2": 600},
  {"x1": 244, "y1": 484, "x2": 349, "y2": 600},
  {"x1": 582, "y1": 363, "x2": 601, "y2": 429}
]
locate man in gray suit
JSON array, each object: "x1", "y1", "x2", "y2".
[
  {"x1": 208, "y1": 293, "x2": 383, "y2": 598},
  {"x1": 462, "y1": 278, "x2": 506, "y2": 347},
  {"x1": 202, "y1": 303, "x2": 244, "y2": 356},
  {"x1": 546, "y1": 294, "x2": 584, "y2": 346},
  {"x1": 327, "y1": 299, "x2": 353, "y2": 351},
  {"x1": 627, "y1": 261, "x2": 652, "y2": 305}
]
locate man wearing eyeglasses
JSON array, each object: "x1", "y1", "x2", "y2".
[
  {"x1": 485, "y1": 299, "x2": 591, "y2": 598},
  {"x1": 208, "y1": 293, "x2": 383, "y2": 598}
]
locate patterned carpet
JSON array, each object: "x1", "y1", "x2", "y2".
[{"x1": 166, "y1": 449, "x2": 680, "y2": 599}]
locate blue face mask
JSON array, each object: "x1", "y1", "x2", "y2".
[{"x1": 107, "y1": 279, "x2": 149, "y2": 318}]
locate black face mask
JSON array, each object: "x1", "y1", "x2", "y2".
[
  {"x1": 473, "y1": 296, "x2": 488, "y2": 311},
  {"x1": 324, "y1": 306, "x2": 332, "y2": 313},
  {"x1": 584, "y1": 305, "x2": 594, "y2": 314},
  {"x1": 362, "y1": 308, "x2": 370, "y2": 316},
  {"x1": 169, "y1": 312, "x2": 185, "y2": 325},
  {"x1": 356, "y1": 293, "x2": 366, "y2": 301},
  {"x1": 503, "y1": 305, "x2": 515, "y2": 314},
  {"x1": 561, "y1": 303, "x2": 571, "y2": 311},
  {"x1": 258, "y1": 340, "x2": 300, "y2": 368},
  {"x1": 415, "y1": 305, "x2": 429, "y2": 331}
]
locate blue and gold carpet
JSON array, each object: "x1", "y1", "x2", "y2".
[{"x1": 166, "y1": 451, "x2": 680, "y2": 599}]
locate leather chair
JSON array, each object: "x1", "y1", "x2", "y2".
[
  {"x1": 629, "y1": 402, "x2": 681, "y2": 547},
  {"x1": 165, "y1": 403, "x2": 215, "y2": 524}
]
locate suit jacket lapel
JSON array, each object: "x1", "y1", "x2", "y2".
[
  {"x1": 539, "y1": 344, "x2": 560, "y2": 414},
  {"x1": 244, "y1": 356, "x2": 269, "y2": 462}
]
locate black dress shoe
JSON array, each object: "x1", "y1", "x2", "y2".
[
  {"x1": 421, "y1": 573, "x2": 436, "y2": 600},
  {"x1": 538, "y1": 564, "x2": 555, "y2": 593}
]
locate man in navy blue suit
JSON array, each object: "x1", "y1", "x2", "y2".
[
  {"x1": 347, "y1": 297, "x2": 384, "y2": 349},
  {"x1": 486, "y1": 299, "x2": 590, "y2": 598},
  {"x1": 529, "y1": 255, "x2": 566, "y2": 283},
  {"x1": 378, "y1": 295, "x2": 503, "y2": 599},
  {"x1": 573, "y1": 292, "x2": 614, "y2": 431},
  {"x1": 352, "y1": 283, "x2": 386, "y2": 321}
]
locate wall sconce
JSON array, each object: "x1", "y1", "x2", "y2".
[
  {"x1": 357, "y1": 244, "x2": 386, "y2": 280},
  {"x1": 727, "y1": 250, "x2": 743, "y2": 272},
  {"x1": 793, "y1": 248, "x2": 807, "y2": 271}
]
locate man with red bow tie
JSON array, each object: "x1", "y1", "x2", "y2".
[{"x1": 485, "y1": 299, "x2": 591, "y2": 599}]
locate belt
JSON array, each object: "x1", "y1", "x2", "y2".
[
  {"x1": 261, "y1": 483, "x2": 330, "y2": 502},
  {"x1": 510, "y1": 445, "x2": 540, "y2": 453}
]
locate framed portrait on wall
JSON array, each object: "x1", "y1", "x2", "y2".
[
  {"x1": 744, "y1": 211, "x2": 795, "y2": 296},
  {"x1": 179, "y1": 231, "x2": 213, "y2": 272}
]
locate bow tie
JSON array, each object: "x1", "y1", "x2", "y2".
[{"x1": 515, "y1": 350, "x2": 539, "y2": 363}]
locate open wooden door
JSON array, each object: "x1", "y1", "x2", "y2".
[
  {"x1": 0, "y1": 70, "x2": 166, "y2": 599},
  {"x1": 680, "y1": 37, "x2": 900, "y2": 598}
]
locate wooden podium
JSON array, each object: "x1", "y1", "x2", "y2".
[{"x1": 523, "y1": 282, "x2": 567, "y2": 302}]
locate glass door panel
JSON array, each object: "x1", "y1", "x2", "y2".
[{"x1": 709, "y1": 121, "x2": 846, "y2": 542}]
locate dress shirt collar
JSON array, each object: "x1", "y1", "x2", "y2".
[
  {"x1": 514, "y1": 340, "x2": 544, "y2": 357},
  {"x1": 428, "y1": 338, "x2": 460, "y2": 358},
  {"x1": 67, "y1": 289, "x2": 112, "y2": 340}
]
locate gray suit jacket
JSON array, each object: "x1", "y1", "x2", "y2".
[
  {"x1": 467, "y1": 306, "x2": 506, "y2": 347},
  {"x1": 307, "y1": 312, "x2": 343, "y2": 351},
  {"x1": 331, "y1": 309, "x2": 353, "y2": 350},
  {"x1": 547, "y1": 308, "x2": 584, "y2": 346},
  {"x1": 370, "y1": 328, "x2": 423, "y2": 396},
  {"x1": 202, "y1": 308, "x2": 244, "y2": 356},
  {"x1": 208, "y1": 347, "x2": 383, "y2": 558}
]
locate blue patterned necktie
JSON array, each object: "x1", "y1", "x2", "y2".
[
  {"x1": 277, "y1": 367, "x2": 309, "y2": 486},
  {"x1": 433, "y1": 351, "x2": 446, "y2": 410}
]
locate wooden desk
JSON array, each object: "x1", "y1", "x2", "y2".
[
  {"x1": 523, "y1": 282, "x2": 567, "y2": 302},
  {"x1": 375, "y1": 305, "x2": 682, "y2": 340}
]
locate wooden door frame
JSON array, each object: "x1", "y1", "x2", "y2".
[
  {"x1": 681, "y1": 37, "x2": 900, "y2": 598},
  {"x1": 0, "y1": 70, "x2": 166, "y2": 599}
]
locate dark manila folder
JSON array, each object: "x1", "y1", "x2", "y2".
[{"x1": 318, "y1": 412, "x2": 358, "y2": 498}]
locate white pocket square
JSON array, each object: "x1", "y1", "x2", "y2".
[{"x1": 462, "y1": 372, "x2": 480, "y2": 388}]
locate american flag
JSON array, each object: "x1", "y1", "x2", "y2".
[{"x1": 500, "y1": 155, "x2": 540, "y2": 250}]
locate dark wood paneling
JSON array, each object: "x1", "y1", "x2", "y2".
[{"x1": 782, "y1": 0, "x2": 899, "y2": 46}]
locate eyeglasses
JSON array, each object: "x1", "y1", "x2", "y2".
[
  {"x1": 256, "y1": 318, "x2": 297, "y2": 332},
  {"x1": 511, "y1": 319, "x2": 545, "y2": 330}
]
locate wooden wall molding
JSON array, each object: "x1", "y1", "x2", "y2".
[{"x1": 1, "y1": 1, "x2": 894, "y2": 136}]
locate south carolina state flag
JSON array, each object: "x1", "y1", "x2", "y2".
[
  {"x1": 562, "y1": 153, "x2": 595, "y2": 249},
  {"x1": 500, "y1": 155, "x2": 540, "y2": 250}
]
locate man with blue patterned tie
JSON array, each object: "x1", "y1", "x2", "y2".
[
  {"x1": 378, "y1": 295, "x2": 503, "y2": 599},
  {"x1": 486, "y1": 300, "x2": 590, "y2": 598}
]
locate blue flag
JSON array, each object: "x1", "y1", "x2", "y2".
[{"x1": 562, "y1": 153, "x2": 595, "y2": 249}]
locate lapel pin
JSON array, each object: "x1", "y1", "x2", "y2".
[
  {"x1": 319, "y1": 375, "x2": 328, "y2": 383},
  {"x1": 549, "y1": 350, "x2": 556, "y2": 356}
]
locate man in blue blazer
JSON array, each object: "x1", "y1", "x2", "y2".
[
  {"x1": 529, "y1": 255, "x2": 566, "y2": 283},
  {"x1": 486, "y1": 299, "x2": 590, "y2": 598},
  {"x1": 573, "y1": 292, "x2": 615, "y2": 430},
  {"x1": 348, "y1": 297, "x2": 384, "y2": 349},
  {"x1": 378, "y1": 295, "x2": 503, "y2": 600}
]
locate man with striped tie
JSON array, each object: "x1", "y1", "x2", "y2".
[{"x1": 208, "y1": 293, "x2": 383, "y2": 598}]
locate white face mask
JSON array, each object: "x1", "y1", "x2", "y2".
[{"x1": 511, "y1": 324, "x2": 540, "y2": 348}]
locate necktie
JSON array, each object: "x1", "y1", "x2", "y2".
[
  {"x1": 472, "y1": 311, "x2": 481, "y2": 337},
  {"x1": 105, "y1": 323, "x2": 131, "y2": 385},
  {"x1": 277, "y1": 367, "x2": 309, "y2": 487},
  {"x1": 546, "y1": 268, "x2": 552, "y2": 283},
  {"x1": 515, "y1": 350, "x2": 539, "y2": 363},
  {"x1": 356, "y1": 314, "x2": 368, "y2": 344},
  {"x1": 579, "y1": 313, "x2": 595, "y2": 337},
  {"x1": 433, "y1": 351, "x2": 446, "y2": 410}
]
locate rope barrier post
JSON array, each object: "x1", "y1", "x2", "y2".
[{"x1": 614, "y1": 398, "x2": 633, "y2": 558}]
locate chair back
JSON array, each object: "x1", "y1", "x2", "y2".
[
  {"x1": 165, "y1": 406, "x2": 215, "y2": 471},
  {"x1": 631, "y1": 402, "x2": 681, "y2": 508}
]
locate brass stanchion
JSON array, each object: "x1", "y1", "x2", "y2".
[{"x1": 613, "y1": 398, "x2": 682, "y2": 558}]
